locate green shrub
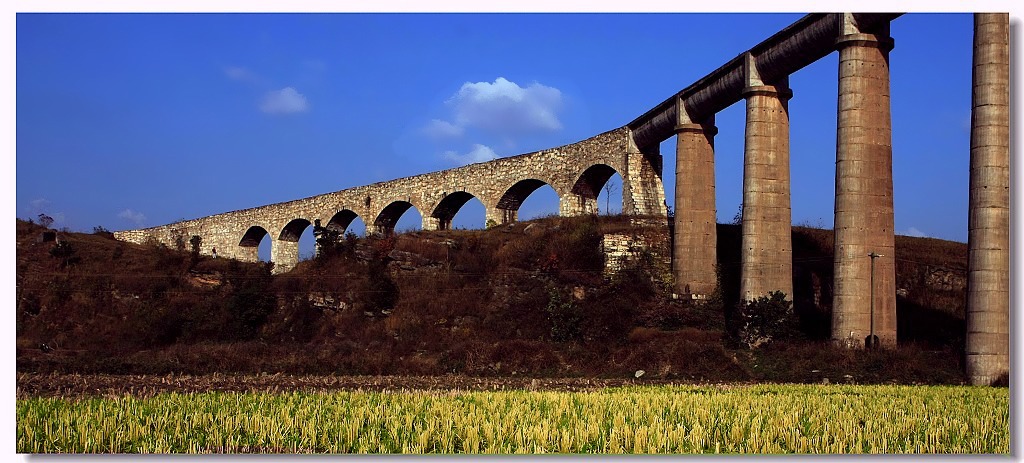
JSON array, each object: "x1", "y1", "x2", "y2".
[
  {"x1": 738, "y1": 291, "x2": 799, "y2": 349},
  {"x1": 545, "y1": 286, "x2": 582, "y2": 343}
]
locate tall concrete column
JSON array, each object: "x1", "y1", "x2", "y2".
[
  {"x1": 673, "y1": 106, "x2": 718, "y2": 297},
  {"x1": 740, "y1": 53, "x2": 793, "y2": 301},
  {"x1": 966, "y1": 13, "x2": 1009, "y2": 386},
  {"x1": 831, "y1": 15, "x2": 897, "y2": 348}
]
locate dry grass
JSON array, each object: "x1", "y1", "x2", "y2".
[{"x1": 16, "y1": 217, "x2": 969, "y2": 384}]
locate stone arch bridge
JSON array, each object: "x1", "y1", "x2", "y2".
[
  {"x1": 115, "y1": 13, "x2": 1009, "y2": 385},
  {"x1": 115, "y1": 126, "x2": 666, "y2": 271}
]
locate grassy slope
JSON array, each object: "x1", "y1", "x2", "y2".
[{"x1": 15, "y1": 217, "x2": 970, "y2": 384}]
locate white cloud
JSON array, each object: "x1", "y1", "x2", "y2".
[
  {"x1": 445, "y1": 77, "x2": 563, "y2": 135},
  {"x1": 224, "y1": 66, "x2": 254, "y2": 81},
  {"x1": 443, "y1": 144, "x2": 497, "y2": 166},
  {"x1": 422, "y1": 119, "x2": 465, "y2": 139},
  {"x1": 902, "y1": 227, "x2": 929, "y2": 238},
  {"x1": 118, "y1": 209, "x2": 147, "y2": 226},
  {"x1": 260, "y1": 87, "x2": 309, "y2": 114}
]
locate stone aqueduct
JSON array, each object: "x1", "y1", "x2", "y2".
[
  {"x1": 115, "y1": 13, "x2": 1010, "y2": 385},
  {"x1": 114, "y1": 126, "x2": 668, "y2": 270}
]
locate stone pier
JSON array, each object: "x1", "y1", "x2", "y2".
[
  {"x1": 740, "y1": 52, "x2": 793, "y2": 302},
  {"x1": 831, "y1": 14, "x2": 897, "y2": 348},
  {"x1": 966, "y1": 12, "x2": 1010, "y2": 385}
]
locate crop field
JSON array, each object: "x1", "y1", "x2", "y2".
[{"x1": 17, "y1": 383, "x2": 1008, "y2": 454}]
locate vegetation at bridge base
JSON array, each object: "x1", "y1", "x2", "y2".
[
  {"x1": 737, "y1": 291, "x2": 800, "y2": 349},
  {"x1": 15, "y1": 216, "x2": 975, "y2": 385}
]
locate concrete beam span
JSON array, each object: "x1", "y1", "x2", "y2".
[
  {"x1": 966, "y1": 13, "x2": 1010, "y2": 386},
  {"x1": 628, "y1": 13, "x2": 901, "y2": 149}
]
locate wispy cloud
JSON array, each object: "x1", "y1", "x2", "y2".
[
  {"x1": 445, "y1": 77, "x2": 563, "y2": 134},
  {"x1": 302, "y1": 60, "x2": 327, "y2": 72},
  {"x1": 223, "y1": 65, "x2": 268, "y2": 87},
  {"x1": 118, "y1": 209, "x2": 147, "y2": 226},
  {"x1": 28, "y1": 198, "x2": 51, "y2": 213},
  {"x1": 443, "y1": 144, "x2": 497, "y2": 166},
  {"x1": 224, "y1": 66, "x2": 253, "y2": 81},
  {"x1": 260, "y1": 87, "x2": 309, "y2": 115},
  {"x1": 225, "y1": 65, "x2": 312, "y2": 114},
  {"x1": 902, "y1": 227, "x2": 929, "y2": 238},
  {"x1": 422, "y1": 119, "x2": 465, "y2": 139}
]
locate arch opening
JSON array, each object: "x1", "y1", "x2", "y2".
[
  {"x1": 327, "y1": 210, "x2": 357, "y2": 233},
  {"x1": 314, "y1": 210, "x2": 366, "y2": 257},
  {"x1": 239, "y1": 225, "x2": 269, "y2": 248},
  {"x1": 571, "y1": 164, "x2": 617, "y2": 201},
  {"x1": 597, "y1": 171, "x2": 624, "y2": 215},
  {"x1": 498, "y1": 179, "x2": 560, "y2": 222},
  {"x1": 432, "y1": 191, "x2": 483, "y2": 230},
  {"x1": 497, "y1": 179, "x2": 549, "y2": 211},
  {"x1": 239, "y1": 226, "x2": 272, "y2": 263},
  {"x1": 298, "y1": 227, "x2": 317, "y2": 261},
  {"x1": 280, "y1": 218, "x2": 312, "y2": 242},
  {"x1": 572, "y1": 164, "x2": 624, "y2": 215},
  {"x1": 375, "y1": 200, "x2": 422, "y2": 235}
]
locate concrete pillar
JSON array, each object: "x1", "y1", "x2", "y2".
[
  {"x1": 966, "y1": 13, "x2": 1009, "y2": 386},
  {"x1": 271, "y1": 239, "x2": 299, "y2": 274},
  {"x1": 673, "y1": 105, "x2": 718, "y2": 298},
  {"x1": 740, "y1": 53, "x2": 793, "y2": 302},
  {"x1": 831, "y1": 15, "x2": 897, "y2": 348},
  {"x1": 485, "y1": 207, "x2": 517, "y2": 227}
]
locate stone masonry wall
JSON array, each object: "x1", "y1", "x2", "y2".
[{"x1": 601, "y1": 218, "x2": 672, "y2": 279}]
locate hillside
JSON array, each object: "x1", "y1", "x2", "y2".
[{"x1": 15, "y1": 216, "x2": 970, "y2": 384}]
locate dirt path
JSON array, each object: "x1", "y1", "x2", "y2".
[{"x1": 17, "y1": 372, "x2": 732, "y2": 399}]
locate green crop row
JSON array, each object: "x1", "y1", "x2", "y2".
[{"x1": 17, "y1": 384, "x2": 1008, "y2": 454}]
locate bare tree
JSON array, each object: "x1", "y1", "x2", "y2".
[
  {"x1": 37, "y1": 213, "x2": 54, "y2": 229},
  {"x1": 603, "y1": 178, "x2": 618, "y2": 215}
]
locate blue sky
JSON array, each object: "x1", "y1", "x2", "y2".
[{"x1": 15, "y1": 12, "x2": 988, "y2": 259}]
